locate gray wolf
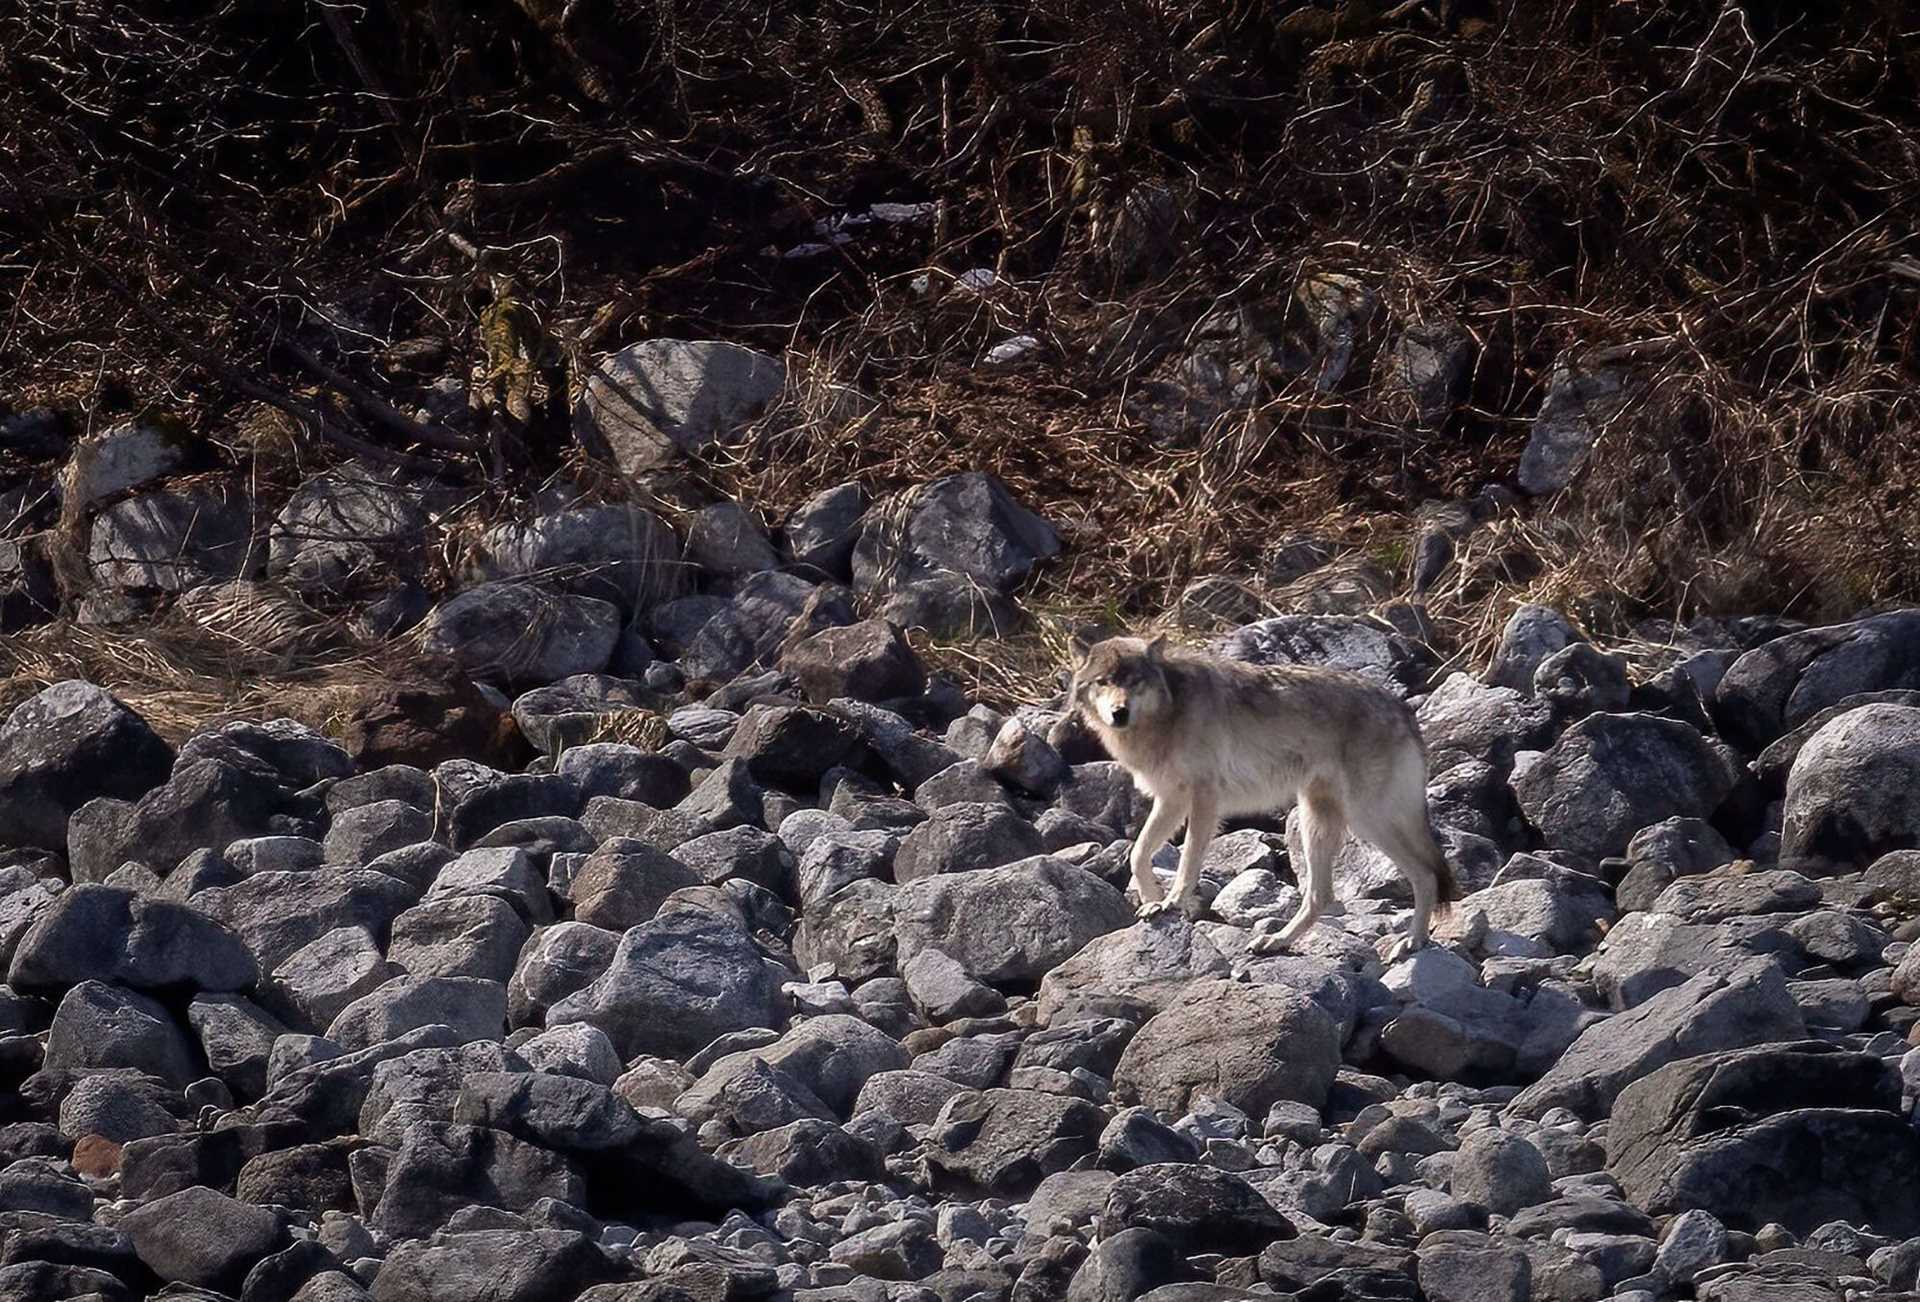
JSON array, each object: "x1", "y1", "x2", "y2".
[{"x1": 1067, "y1": 631, "x2": 1458, "y2": 960}]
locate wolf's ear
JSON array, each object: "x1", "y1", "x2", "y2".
[
  {"x1": 1144, "y1": 634, "x2": 1169, "y2": 664},
  {"x1": 1068, "y1": 632, "x2": 1093, "y2": 669}
]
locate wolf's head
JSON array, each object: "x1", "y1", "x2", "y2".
[{"x1": 1068, "y1": 633, "x2": 1174, "y2": 733}]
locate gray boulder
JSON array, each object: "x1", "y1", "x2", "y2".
[
  {"x1": 8, "y1": 883, "x2": 256, "y2": 994},
  {"x1": 893, "y1": 802, "x2": 1045, "y2": 882},
  {"x1": 0, "y1": 680, "x2": 172, "y2": 852},
  {"x1": 228, "y1": 834, "x2": 326, "y2": 875},
  {"x1": 1098, "y1": 1163, "x2": 1295, "y2": 1257},
  {"x1": 851, "y1": 471, "x2": 1059, "y2": 593},
  {"x1": 674, "y1": 1014, "x2": 907, "y2": 1121},
  {"x1": 574, "y1": 338, "x2": 785, "y2": 474},
  {"x1": 894, "y1": 856, "x2": 1134, "y2": 986},
  {"x1": 796, "y1": 827, "x2": 896, "y2": 907},
  {"x1": 0, "y1": 1158, "x2": 94, "y2": 1219},
  {"x1": 1383, "y1": 319, "x2": 1472, "y2": 429},
  {"x1": 266, "y1": 925, "x2": 393, "y2": 1032},
  {"x1": 782, "y1": 618, "x2": 927, "y2": 705},
  {"x1": 1417, "y1": 671, "x2": 1555, "y2": 774},
  {"x1": 926, "y1": 1088, "x2": 1105, "y2": 1195},
  {"x1": 120, "y1": 1184, "x2": 285, "y2": 1291},
  {"x1": 792, "y1": 878, "x2": 899, "y2": 983},
  {"x1": 89, "y1": 486, "x2": 257, "y2": 591},
  {"x1": 671, "y1": 825, "x2": 792, "y2": 894},
  {"x1": 854, "y1": 1070, "x2": 971, "y2": 1126},
  {"x1": 507, "y1": 921, "x2": 620, "y2": 1028},
  {"x1": 982, "y1": 716, "x2": 1068, "y2": 796},
  {"x1": 1036, "y1": 919, "x2": 1233, "y2": 1026},
  {"x1": 1450, "y1": 1128, "x2": 1553, "y2": 1215},
  {"x1": 66, "y1": 758, "x2": 286, "y2": 884},
  {"x1": 244, "y1": 1023, "x2": 461, "y2": 1139},
  {"x1": 546, "y1": 909, "x2": 785, "y2": 1060},
  {"x1": 686, "y1": 500, "x2": 779, "y2": 577},
  {"x1": 1534, "y1": 641, "x2": 1631, "y2": 715},
  {"x1": 195, "y1": 869, "x2": 415, "y2": 973},
  {"x1": 359, "y1": 1041, "x2": 526, "y2": 1146},
  {"x1": 1588, "y1": 912, "x2": 1801, "y2": 1009},
  {"x1": 723, "y1": 1116, "x2": 882, "y2": 1186},
  {"x1": 682, "y1": 570, "x2": 853, "y2": 682},
  {"x1": 1649, "y1": 868, "x2": 1822, "y2": 924},
  {"x1": 1511, "y1": 712, "x2": 1739, "y2": 860},
  {"x1": 58, "y1": 1069, "x2": 184, "y2": 1143},
  {"x1": 388, "y1": 895, "x2": 529, "y2": 983},
  {"x1": 324, "y1": 799, "x2": 432, "y2": 867},
  {"x1": 269, "y1": 472, "x2": 427, "y2": 593},
  {"x1": 1516, "y1": 361, "x2": 1626, "y2": 495},
  {"x1": 0, "y1": 536, "x2": 57, "y2": 632},
  {"x1": 1416, "y1": 1230, "x2": 1533, "y2": 1302},
  {"x1": 1617, "y1": 817, "x2": 1739, "y2": 914},
  {"x1": 1607, "y1": 1042, "x2": 1920, "y2": 1237},
  {"x1": 1754, "y1": 687, "x2": 1920, "y2": 789},
  {"x1": 1113, "y1": 979, "x2": 1341, "y2": 1116},
  {"x1": 1373, "y1": 946, "x2": 1533, "y2": 1079},
  {"x1": 176, "y1": 715, "x2": 351, "y2": 786},
  {"x1": 370, "y1": 1229, "x2": 617, "y2": 1302},
  {"x1": 1460, "y1": 872, "x2": 1613, "y2": 954},
  {"x1": 44, "y1": 979, "x2": 198, "y2": 1086},
  {"x1": 876, "y1": 572, "x2": 1024, "y2": 640},
  {"x1": 422, "y1": 582, "x2": 620, "y2": 684},
  {"x1": 686, "y1": 1057, "x2": 834, "y2": 1135},
  {"x1": 61, "y1": 420, "x2": 186, "y2": 508},
  {"x1": 570, "y1": 841, "x2": 700, "y2": 931},
  {"x1": 452, "y1": 1070, "x2": 645, "y2": 1152},
  {"x1": 371, "y1": 1121, "x2": 586, "y2": 1241},
  {"x1": 187, "y1": 993, "x2": 287, "y2": 1099},
  {"x1": 786, "y1": 481, "x2": 868, "y2": 578},
  {"x1": 324, "y1": 975, "x2": 507, "y2": 1050},
  {"x1": 469, "y1": 503, "x2": 684, "y2": 611},
  {"x1": 829, "y1": 1219, "x2": 943, "y2": 1281},
  {"x1": 1780, "y1": 703, "x2": 1920, "y2": 869},
  {"x1": 1098, "y1": 1107, "x2": 1201, "y2": 1173},
  {"x1": 443, "y1": 789, "x2": 578, "y2": 862},
  {"x1": 720, "y1": 702, "x2": 864, "y2": 789},
  {"x1": 510, "y1": 675, "x2": 652, "y2": 756},
  {"x1": 1213, "y1": 614, "x2": 1431, "y2": 697},
  {"x1": 1485, "y1": 604, "x2": 1583, "y2": 693},
  {"x1": 554, "y1": 742, "x2": 689, "y2": 807},
  {"x1": 1714, "y1": 609, "x2": 1920, "y2": 749},
  {"x1": 903, "y1": 948, "x2": 1007, "y2": 1023},
  {"x1": 1508, "y1": 959, "x2": 1806, "y2": 1120},
  {"x1": 514, "y1": 1022, "x2": 622, "y2": 1083}
]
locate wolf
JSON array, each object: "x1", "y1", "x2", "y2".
[{"x1": 1067, "y1": 631, "x2": 1458, "y2": 960}]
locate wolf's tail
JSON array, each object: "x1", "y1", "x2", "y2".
[{"x1": 1429, "y1": 816, "x2": 1461, "y2": 911}]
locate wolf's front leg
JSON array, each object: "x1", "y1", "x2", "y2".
[
  {"x1": 1144, "y1": 787, "x2": 1217, "y2": 920},
  {"x1": 1129, "y1": 794, "x2": 1186, "y2": 915}
]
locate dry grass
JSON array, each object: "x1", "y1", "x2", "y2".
[
  {"x1": 0, "y1": 614, "x2": 409, "y2": 744},
  {"x1": 4, "y1": 1, "x2": 1920, "y2": 727}
]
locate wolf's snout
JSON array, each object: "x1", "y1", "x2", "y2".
[{"x1": 1108, "y1": 704, "x2": 1130, "y2": 727}]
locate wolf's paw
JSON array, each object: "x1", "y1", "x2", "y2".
[
  {"x1": 1137, "y1": 897, "x2": 1176, "y2": 920},
  {"x1": 1246, "y1": 931, "x2": 1292, "y2": 956},
  {"x1": 1380, "y1": 934, "x2": 1427, "y2": 965}
]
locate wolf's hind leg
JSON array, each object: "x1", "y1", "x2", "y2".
[
  {"x1": 1249, "y1": 786, "x2": 1343, "y2": 954},
  {"x1": 1357, "y1": 807, "x2": 1449, "y2": 963},
  {"x1": 1129, "y1": 794, "x2": 1187, "y2": 912}
]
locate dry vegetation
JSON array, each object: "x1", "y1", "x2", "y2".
[{"x1": 4, "y1": 0, "x2": 1920, "y2": 718}]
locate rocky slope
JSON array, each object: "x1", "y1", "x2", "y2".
[{"x1": 4, "y1": 467, "x2": 1920, "y2": 1302}]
